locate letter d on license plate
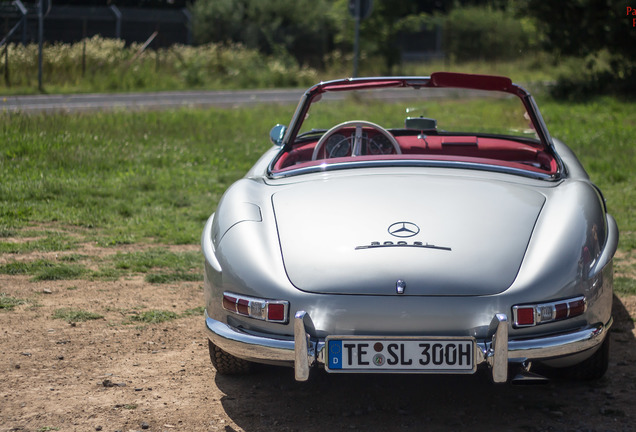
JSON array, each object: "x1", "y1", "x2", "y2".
[{"x1": 326, "y1": 337, "x2": 475, "y2": 373}]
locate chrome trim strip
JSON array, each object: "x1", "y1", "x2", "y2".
[
  {"x1": 201, "y1": 214, "x2": 222, "y2": 272},
  {"x1": 205, "y1": 311, "x2": 296, "y2": 363},
  {"x1": 590, "y1": 214, "x2": 619, "y2": 279},
  {"x1": 270, "y1": 159, "x2": 555, "y2": 181},
  {"x1": 205, "y1": 311, "x2": 612, "y2": 382},
  {"x1": 507, "y1": 317, "x2": 612, "y2": 360}
]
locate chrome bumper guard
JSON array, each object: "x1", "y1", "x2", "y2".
[{"x1": 205, "y1": 310, "x2": 612, "y2": 382}]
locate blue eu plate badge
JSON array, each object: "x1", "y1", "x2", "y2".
[{"x1": 328, "y1": 340, "x2": 342, "y2": 369}]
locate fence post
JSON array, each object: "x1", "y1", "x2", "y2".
[
  {"x1": 38, "y1": 0, "x2": 43, "y2": 92},
  {"x1": 3, "y1": 44, "x2": 9, "y2": 87},
  {"x1": 109, "y1": 5, "x2": 122, "y2": 39},
  {"x1": 82, "y1": 19, "x2": 87, "y2": 77}
]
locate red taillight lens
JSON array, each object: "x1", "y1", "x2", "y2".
[
  {"x1": 222, "y1": 294, "x2": 237, "y2": 312},
  {"x1": 568, "y1": 299, "x2": 586, "y2": 317},
  {"x1": 267, "y1": 303, "x2": 286, "y2": 322},
  {"x1": 222, "y1": 292, "x2": 289, "y2": 324},
  {"x1": 513, "y1": 296, "x2": 586, "y2": 328},
  {"x1": 515, "y1": 307, "x2": 535, "y2": 326},
  {"x1": 554, "y1": 302, "x2": 568, "y2": 320},
  {"x1": 237, "y1": 299, "x2": 250, "y2": 315}
]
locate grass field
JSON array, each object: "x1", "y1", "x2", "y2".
[{"x1": 0, "y1": 97, "x2": 634, "y2": 291}]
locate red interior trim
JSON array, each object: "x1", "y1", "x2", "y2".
[{"x1": 273, "y1": 134, "x2": 557, "y2": 175}]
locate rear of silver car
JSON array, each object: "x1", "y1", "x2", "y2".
[{"x1": 202, "y1": 167, "x2": 617, "y2": 383}]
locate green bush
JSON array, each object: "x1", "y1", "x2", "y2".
[
  {"x1": 551, "y1": 50, "x2": 636, "y2": 100},
  {"x1": 442, "y1": 6, "x2": 535, "y2": 62}
]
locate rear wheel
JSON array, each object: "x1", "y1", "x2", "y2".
[{"x1": 208, "y1": 340, "x2": 253, "y2": 375}]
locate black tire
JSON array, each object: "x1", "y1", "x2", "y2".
[
  {"x1": 560, "y1": 335, "x2": 610, "y2": 381},
  {"x1": 208, "y1": 339, "x2": 253, "y2": 375}
]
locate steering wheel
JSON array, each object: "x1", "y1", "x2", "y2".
[{"x1": 311, "y1": 120, "x2": 401, "y2": 160}]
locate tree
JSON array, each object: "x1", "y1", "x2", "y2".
[
  {"x1": 524, "y1": 0, "x2": 636, "y2": 96},
  {"x1": 525, "y1": 0, "x2": 636, "y2": 57},
  {"x1": 191, "y1": 0, "x2": 333, "y2": 67},
  {"x1": 329, "y1": 0, "x2": 430, "y2": 74}
]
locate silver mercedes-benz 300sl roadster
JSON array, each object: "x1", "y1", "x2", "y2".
[{"x1": 202, "y1": 73, "x2": 618, "y2": 383}]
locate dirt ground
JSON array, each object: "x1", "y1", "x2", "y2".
[{"x1": 1, "y1": 243, "x2": 635, "y2": 432}]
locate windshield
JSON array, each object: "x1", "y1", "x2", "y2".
[{"x1": 298, "y1": 88, "x2": 536, "y2": 140}]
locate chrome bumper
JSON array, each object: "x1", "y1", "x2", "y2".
[{"x1": 205, "y1": 310, "x2": 612, "y2": 382}]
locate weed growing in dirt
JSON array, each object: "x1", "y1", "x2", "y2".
[
  {"x1": 124, "y1": 307, "x2": 203, "y2": 324},
  {"x1": 0, "y1": 259, "x2": 86, "y2": 281},
  {"x1": 58, "y1": 254, "x2": 87, "y2": 262},
  {"x1": 96, "y1": 249, "x2": 203, "y2": 283},
  {"x1": 110, "y1": 249, "x2": 200, "y2": 273},
  {"x1": 182, "y1": 306, "x2": 205, "y2": 317},
  {"x1": 145, "y1": 272, "x2": 202, "y2": 283},
  {"x1": 52, "y1": 308, "x2": 104, "y2": 322},
  {"x1": 129, "y1": 309, "x2": 179, "y2": 324},
  {"x1": 31, "y1": 263, "x2": 86, "y2": 281},
  {"x1": 0, "y1": 293, "x2": 28, "y2": 310}
]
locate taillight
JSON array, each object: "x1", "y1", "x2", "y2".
[
  {"x1": 515, "y1": 307, "x2": 535, "y2": 326},
  {"x1": 512, "y1": 296, "x2": 586, "y2": 328},
  {"x1": 222, "y1": 292, "x2": 289, "y2": 324}
]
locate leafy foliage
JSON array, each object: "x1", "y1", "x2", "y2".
[
  {"x1": 523, "y1": 0, "x2": 636, "y2": 97},
  {"x1": 524, "y1": 0, "x2": 636, "y2": 57},
  {"x1": 343, "y1": 0, "x2": 430, "y2": 74},
  {"x1": 191, "y1": 0, "x2": 333, "y2": 66},
  {"x1": 441, "y1": 6, "x2": 536, "y2": 62}
]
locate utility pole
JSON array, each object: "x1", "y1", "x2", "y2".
[
  {"x1": 38, "y1": 0, "x2": 43, "y2": 92},
  {"x1": 352, "y1": 0, "x2": 360, "y2": 78},
  {"x1": 348, "y1": 0, "x2": 373, "y2": 78}
]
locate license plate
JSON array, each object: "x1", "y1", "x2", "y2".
[{"x1": 325, "y1": 337, "x2": 475, "y2": 373}]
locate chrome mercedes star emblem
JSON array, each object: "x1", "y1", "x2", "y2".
[{"x1": 388, "y1": 222, "x2": 420, "y2": 238}]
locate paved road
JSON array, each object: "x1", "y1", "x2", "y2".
[
  {"x1": 0, "y1": 86, "x2": 496, "y2": 113},
  {"x1": 0, "y1": 88, "x2": 306, "y2": 113}
]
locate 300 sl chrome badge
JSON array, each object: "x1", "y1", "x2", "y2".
[
  {"x1": 355, "y1": 241, "x2": 451, "y2": 251},
  {"x1": 388, "y1": 222, "x2": 420, "y2": 238}
]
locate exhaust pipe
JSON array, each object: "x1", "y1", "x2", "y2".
[{"x1": 511, "y1": 370, "x2": 550, "y2": 386}]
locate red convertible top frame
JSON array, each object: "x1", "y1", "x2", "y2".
[
  {"x1": 272, "y1": 72, "x2": 564, "y2": 179},
  {"x1": 313, "y1": 73, "x2": 521, "y2": 96}
]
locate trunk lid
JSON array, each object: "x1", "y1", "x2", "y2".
[{"x1": 272, "y1": 173, "x2": 545, "y2": 296}]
